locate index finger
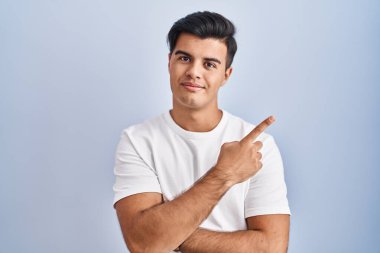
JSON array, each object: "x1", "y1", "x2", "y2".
[{"x1": 240, "y1": 116, "x2": 276, "y2": 145}]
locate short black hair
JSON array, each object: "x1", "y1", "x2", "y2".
[{"x1": 167, "y1": 11, "x2": 237, "y2": 69}]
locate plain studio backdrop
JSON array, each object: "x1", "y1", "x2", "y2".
[{"x1": 1, "y1": 0, "x2": 379, "y2": 252}]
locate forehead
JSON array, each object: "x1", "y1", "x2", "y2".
[{"x1": 174, "y1": 33, "x2": 227, "y2": 62}]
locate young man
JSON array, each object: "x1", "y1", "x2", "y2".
[{"x1": 113, "y1": 11, "x2": 291, "y2": 253}]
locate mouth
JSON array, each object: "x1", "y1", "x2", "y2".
[{"x1": 181, "y1": 82, "x2": 205, "y2": 92}]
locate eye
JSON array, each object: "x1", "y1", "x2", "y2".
[
  {"x1": 179, "y1": 56, "x2": 191, "y2": 62},
  {"x1": 205, "y1": 62, "x2": 216, "y2": 69}
]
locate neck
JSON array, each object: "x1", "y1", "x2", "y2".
[{"x1": 169, "y1": 105, "x2": 223, "y2": 132}]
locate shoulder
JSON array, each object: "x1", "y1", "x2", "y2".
[
  {"x1": 121, "y1": 112, "x2": 167, "y2": 141},
  {"x1": 115, "y1": 113, "x2": 169, "y2": 158},
  {"x1": 115, "y1": 113, "x2": 168, "y2": 165}
]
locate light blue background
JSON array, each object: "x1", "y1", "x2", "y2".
[{"x1": 1, "y1": 0, "x2": 379, "y2": 252}]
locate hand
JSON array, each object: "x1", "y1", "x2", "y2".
[{"x1": 213, "y1": 116, "x2": 275, "y2": 185}]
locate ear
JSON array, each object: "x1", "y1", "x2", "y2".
[{"x1": 221, "y1": 67, "x2": 233, "y2": 86}]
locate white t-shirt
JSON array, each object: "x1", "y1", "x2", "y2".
[{"x1": 113, "y1": 109, "x2": 291, "y2": 232}]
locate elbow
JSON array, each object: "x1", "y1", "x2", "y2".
[
  {"x1": 124, "y1": 232, "x2": 171, "y2": 253},
  {"x1": 124, "y1": 238, "x2": 147, "y2": 253},
  {"x1": 123, "y1": 235, "x2": 151, "y2": 253},
  {"x1": 120, "y1": 216, "x2": 179, "y2": 253},
  {"x1": 123, "y1": 233, "x2": 144, "y2": 253},
  {"x1": 120, "y1": 219, "x2": 165, "y2": 252}
]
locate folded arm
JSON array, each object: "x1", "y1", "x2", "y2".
[
  {"x1": 180, "y1": 214, "x2": 290, "y2": 253},
  {"x1": 115, "y1": 169, "x2": 233, "y2": 253}
]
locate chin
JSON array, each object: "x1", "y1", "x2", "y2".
[{"x1": 176, "y1": 97, "x2": 203, "y2": 109}]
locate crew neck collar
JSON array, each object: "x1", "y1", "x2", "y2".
[{"x1": 163, "y1": 109, "x2": 229, "y2": 140}]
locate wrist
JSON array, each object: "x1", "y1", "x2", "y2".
[{"x1": 206, "y1": 166, "x2": 235, "y2": 189}]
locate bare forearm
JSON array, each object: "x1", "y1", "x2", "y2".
[
  {"x1": 179, "y1": 228, "x2": 270, "y2": 253},
  {"x1": 129, "y1": 169, "x2": 232, "y2": 252}
]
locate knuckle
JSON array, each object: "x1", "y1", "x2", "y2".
[
  {"x1": 253, "y1": 141, "x2": 263, "y2": 149},
  {"x1": 259, "y1": 124, "x2": 265, "y2": 130}
]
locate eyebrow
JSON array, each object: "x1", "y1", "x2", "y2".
[{"x1": 174, "y1": 50, "x2": 222, "y2": 65}]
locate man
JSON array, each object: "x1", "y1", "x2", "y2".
[{"x1": 113, "y1": 11, "x2": 291, "y2": 253}]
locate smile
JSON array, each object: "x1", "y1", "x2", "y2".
[{"x1": 181, "y1": 82, "x2": 205, "y2": 92}]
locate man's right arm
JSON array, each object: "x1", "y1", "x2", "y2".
[
  {"x1": 114, "y1": 116, "x2": 274, "y2": 253},
  {"x1": 115, "y1": 168, "x2": 232, "y2": 253}
]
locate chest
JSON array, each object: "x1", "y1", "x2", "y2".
[
  {"x1": 150, "y1": 134, "x2": 249, "y2": 231},
  {"x1": 151, "y1": 136, "x2": 220, "y2": 199}
]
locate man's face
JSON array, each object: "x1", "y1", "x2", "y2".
[{"x1": 168, "y1": 33, "x2": 232, "y2": 111}]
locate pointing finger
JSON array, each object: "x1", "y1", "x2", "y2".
[{"x1": 241, "y1": 116, "x2": 275, "y2": 145}]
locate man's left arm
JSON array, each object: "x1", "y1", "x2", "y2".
[{"x1": 179, "y1": 214, "x2": 290, "y2": 253}]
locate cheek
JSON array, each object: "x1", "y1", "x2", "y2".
[
  {"x1": 170, "y1": 65, "x2": 184, "y2": 80},
  {"x1": 206, "y1": 73, "x2": 225, "y2": 89}
]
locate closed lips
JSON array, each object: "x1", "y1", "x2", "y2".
[{"x1": 181, "y1": 82, "x2": 205, "y2": 88}]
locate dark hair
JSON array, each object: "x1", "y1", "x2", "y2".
[{"x1": 167, "y1": 11, "x2": 237, "y2": 69}]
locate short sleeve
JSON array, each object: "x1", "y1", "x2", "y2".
[
  {"x1": 244, "y1": 135, "x2": 291, "y2": 217},
  {"x1": 112, "y1": 130, "x2": 162, "y2": 208}
]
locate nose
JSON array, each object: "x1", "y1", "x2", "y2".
[{"x1": 185, "y1": 62, "x2": 201, "y2": 80}]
